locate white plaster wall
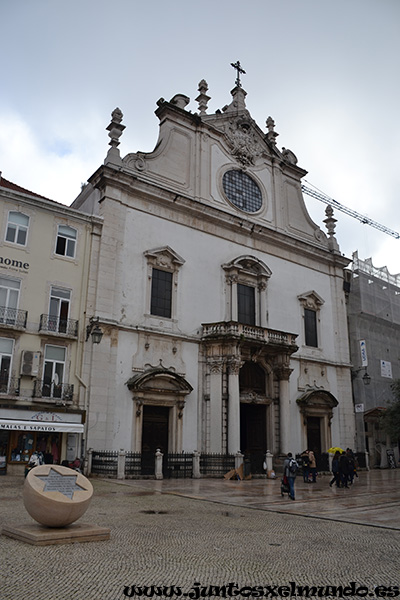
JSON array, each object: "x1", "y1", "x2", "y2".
[{"x1": 118, "y1": 207, "x2": 343, "y2": 362}]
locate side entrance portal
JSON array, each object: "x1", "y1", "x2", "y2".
[
  {"x1": 240, "y1": 403, "x2": 267, "y2": 474},
  {"x1": 141, "y1": 405, "x2": 169, "y2": 475},
  {"x1": 306, "y1": 415, "x2": 322, "y2": 454}
]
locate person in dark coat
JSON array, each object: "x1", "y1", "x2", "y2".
[
  {"x1": 283, "y1": 452, "x2": 298, "y2": 501},
  {"x1": 329, "y1": 451, "x2": 341, "y2": 487},
  {"x1": 346, "y1": 448, "x2": 356, "y2": 485},
  {"x1": 339, "y1": 451, "x2": 349, "y2": 488},
  {"x1": 301, "y1": 450, "x2": 310, "y2": 483}
]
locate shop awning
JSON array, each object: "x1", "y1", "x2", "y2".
[{"x1": 0, "y1": 419, "x2": 84, "y2": 433}]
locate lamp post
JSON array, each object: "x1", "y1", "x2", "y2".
[
  {"x1": 351, "y1": 366, "x2": 371, "y2": 386},
  {"x1": 351, "y1": 366, "x2": 371, "y2": 455},
  {"x1": 86, "y1": 317, "x2": 103, "y2": 344}
]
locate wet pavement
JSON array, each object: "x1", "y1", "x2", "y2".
[
  {"x1": 102, "y1": 469, "x2": 400, "y2": 530},
  {"x1": 1, "y1": 469, "x2": 400, "y2": 600}
]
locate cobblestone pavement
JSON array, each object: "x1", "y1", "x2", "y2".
[{"x1": 1, "y1": 470, "x2": 400, "y2": 600}]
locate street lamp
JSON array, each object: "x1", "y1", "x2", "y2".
[
  {"x1": 352, "y1": 366, "x2": 371, "y2": 386},
  {"x1": 86, "y1": 317, "x2": 103, "y2": 344}
]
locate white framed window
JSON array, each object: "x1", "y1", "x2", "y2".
[
  {"x1": 237, "y1": 283, "x2": 256, "y2": 325},
  {"x1": 49, "y1": 287, "x2": 71, "y2": 333},
  {"x1": 223, "y1": 256, "x2": 271, "y2": 327},
  {"x1": 298, "y1": 291, "x2": 324, "y2": 348},
  {"x1": 5, "y1": 211, "x2": 29, "y2": 246},
  {"x1": 43, "y1": 345, "x2": 66, "y2": 398},
  {"x1": 144, "y1": 246, "x2": 185, "y2": 321},
  {"x1": 0, "y1": 337, "x2": 14, "y2": 393},
  {"x1": 55, "y1": 225, "x2": 77, "y2": 258},
  {"x1": 150, "y1": 268, "x2": 173, "y2": 318},
  {"x1": 0, "y1": 277, "x2": 20, "y2": 325}
]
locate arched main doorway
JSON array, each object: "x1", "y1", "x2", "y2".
[{"x1": 239, "y1": 361, "x2": 270, "y2": 473}]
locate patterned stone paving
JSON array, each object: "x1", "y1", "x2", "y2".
[{"x1": 0, "y1": 470, "x2": 399, "y2": 600}]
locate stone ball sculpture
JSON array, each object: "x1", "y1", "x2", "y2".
[{"x1": 23, "y1": 465, "x2": 93, "y2": 528}]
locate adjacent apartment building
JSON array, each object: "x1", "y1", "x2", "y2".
[
  {"x1": 72, "y1": 73, "x2": 355, "y2": 474},
  {"x1": 0, "y1": 176, "x2": 102, "y2": 474}
]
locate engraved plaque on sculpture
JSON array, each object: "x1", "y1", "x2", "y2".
[{"x1": 23, "y1": 465, "x2": 93, "y2": 528}]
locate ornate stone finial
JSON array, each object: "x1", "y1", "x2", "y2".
[
  {"x1": 231, "y1": 61, "x2": 246, "y2": 88},
  {"x1": 196, "y1": 79, "x2": 211, "y2": 115},
  {"x1": 170, "y1": 94, "x2": 190, "y2": 109},
  {"x1": 324, "y1": 205, "x2": 336, "y2": 236},
  {"x1": 266, "y1": 116, "x2": 279, "y2": 145},
  {"x1": 105, "y1": 107, "x2": 125, "y2": 166},
  {"x1": 324, "y1": 205, "x2": 340, "y2": 252},
  {"x1": 281, "y1": 148, "x2": 298, "y2": 165}
]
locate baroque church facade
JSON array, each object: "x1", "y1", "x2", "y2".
[{"x1": 73, "y1": 70, "x2": 354, "y2": 472}]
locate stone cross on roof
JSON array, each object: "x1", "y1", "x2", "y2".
[{"x1": 231, "y1": 61, "x2": 246, "y2": 88}]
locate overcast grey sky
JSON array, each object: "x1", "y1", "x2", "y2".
[{"x1": 2, "y1": 0, "x2": 400, "y2": 273}]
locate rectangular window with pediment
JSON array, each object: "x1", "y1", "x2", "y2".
[
  {"x1": 237, "y1": 283, "x2": 255, "y2": 325},
  {"x1": 150, "y1": 268, "x2": 172, "y2": 318},
  {"x1": 304, "y1": 308, "x2": 318, "y2": 347}
]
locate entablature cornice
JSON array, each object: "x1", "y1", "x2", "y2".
[{"x1": 88, "y1": 165, "x2": 351, "y2": 272}]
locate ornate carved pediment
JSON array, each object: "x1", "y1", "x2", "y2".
[
  {"x1": 297, "y1": 290, "x2": 325, "y2": 310},
  {"x1": 223, "y1": 255, "x2": 272, "y2": 280},
  {"x1": 144, "y1": 246, "x2": 185, "y2": 270},
  {"x1": 297, "y1": 389, "x2": 338, "y2": 413},
  {"x1": 126, "y1": 366, "x2": 193, "y2": 396}
]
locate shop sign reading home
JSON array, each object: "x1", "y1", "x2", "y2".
[{"x1": 0, "y1": 255, "x2": 30, "y2": 273}]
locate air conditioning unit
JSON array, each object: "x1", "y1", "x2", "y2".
[{"x1": 20, "y1": 350, "x2": 41, "y2": 377}]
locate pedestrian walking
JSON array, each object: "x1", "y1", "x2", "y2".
[
  {"x1": 346, "y1": 448, "x2": 356, "y2": 484},
  {"x1": 283, "y1": 452, "x2": 298, "y2": 500},
  {"x1": 339, "y1": 450, "x2": 349, "y2": 488},
  {"x1": 308, "y1": 449, "x2": 317, "y2": 483},
  {"x1": 329, "y1": 451, "x2": 341, "y2": 487},
  {"x1": 301, "y1": 450, "x2": 310, "y2": 483}
]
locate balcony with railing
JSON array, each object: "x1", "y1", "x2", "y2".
[
  {"x1": 39, "y1": 314, "x2": 78, "y2": 338},
  {"x1": 0, "y1": 306, "x2": 27, "y2": 329},
  {"x1": 33, "y1": 380, "x2": 74, "y2": 403},
  {"x1": 202, "y1": 321, "x2": 298, "y2": 349}
]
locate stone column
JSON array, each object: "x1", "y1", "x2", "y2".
[
  {"x1": 276, "y1": 365, "x2": 292, "y2": 455},
  {"x1": 117, "y1": 449, "x2": 126, "y2": 480},
  {"x1": 134, "y1": 399, "x2": 143, "y2": 453},
  {"x1": 155, "y1": 449, "x2": 163, "y2": 480},
  {"x1": 176, "y1": 401, "x2": 185, "y2": 453},
  {"x1": 193, "y1": 451, "x2": 201, "y2": 479},
  {"x1": 209, "y1": 359, "x2": 223, "y2": 453},
  {"x1": 259, "y1": 281, "x2": 267, "y2": 328},
  {"x1": 230, "y1": 275, "x2": 238, "y2": 322},
  {"x1": 265, "y1": 450, "x2": 273, "y2": 473},
  {"x1": 235, "y1": 451, "x2": 244, "y2": 470},
  {"x1": 86, "y1": 448, "x2": 93, "y2": 477},
  {"x1": 227, "y1": 357, "x2": 242, "y2": 454}
]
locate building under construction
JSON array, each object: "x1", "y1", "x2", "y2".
[{"x1": 347, "y1": 251, "x2": 400, "y2": 467}]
